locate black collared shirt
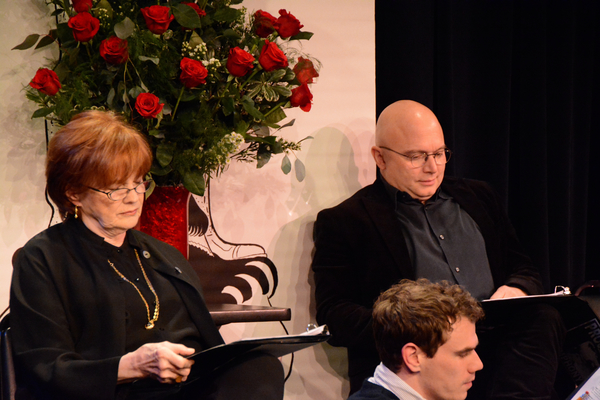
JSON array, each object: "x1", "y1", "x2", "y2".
[{"x1": 382, "y1": 178, "x2": 495, "y2": 300}]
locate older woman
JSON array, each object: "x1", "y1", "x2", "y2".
[{"x1": 10, "y1": 111, "x2": 284, "y2": 400}]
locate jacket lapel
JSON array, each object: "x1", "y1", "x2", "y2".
[{"x1": 362, "y1": 180, "x2": 415, "y2": 279}]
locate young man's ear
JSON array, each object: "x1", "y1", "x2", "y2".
[
  {"x1": 401, "y1": 343, "x2": 423, "y2": 373},
  {"x1": 371, "y1": 146, "x2": 387, "y2": 171}
]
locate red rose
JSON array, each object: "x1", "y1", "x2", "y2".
[
  {"x1": 72, "y1": 0, "x2": 93, "y2": 13},
  {"x1": 290, "y1": 83, "x2": 313, "y2": 112},
  {"x1": 293, "y1": 57, "x2": 319, "y2": 84},
  {"x1": 258, "y1": 40, "x2": 288, "y2": 72},
  {"x1": 68, "y1": 12, "x2": 100, "y2": 42},
  {"x1": 253, "y1": 10, "x2": 277, "y2": 38},
  {"x1": 29, "y1": 68, "x2": 61, "y2": 96},
  {"x1": 180, "y1": 57, "x2": 208, "y2": 88},
  {"x1": 182, "y1": 2, "x2": 206, "y2": 17},
  {"x1": 99, "y1": 37, "x2": 129, "y2": 64},
  {"x1": 275, "y1": 9, "x2": 303, "y2": 39},
  {"x1": 226, "y1": 47, "x2": 255, "y2": 77},
  {"x1": 135, "y1": 93, "x2": 164, "y2": 119},
  {"x1": 141, "y1": 5, "x2": 175, "y2": 35}
]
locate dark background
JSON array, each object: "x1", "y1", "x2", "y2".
[{"x1": 375, "y1": 0, "x2": 600, "y2": 292}]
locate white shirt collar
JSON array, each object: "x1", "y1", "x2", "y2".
[{"x1": 369, "y1": 362, "x2": 426, "y2": 400}]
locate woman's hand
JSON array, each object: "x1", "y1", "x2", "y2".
[{"x1": 118, "y1": 341, "x2": 196, "y2": 384}]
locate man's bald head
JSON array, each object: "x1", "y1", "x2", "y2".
[{"x1": 372, "y1": 100, "x2": 447, "y2": 203}]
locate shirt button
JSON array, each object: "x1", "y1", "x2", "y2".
[
  {"x1": 455, "y1": 267, "x2": 460, "y2": 273},
  {"x1": 143, "y1": 250, "x2": 151, "y2": 259},
  {"x1": 440, "y1": 234, "x2": 445, "y2": 240}
]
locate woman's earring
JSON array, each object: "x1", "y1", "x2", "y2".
[{"x1": 74, "y1": 206, "x2": 78, "y2": 219}]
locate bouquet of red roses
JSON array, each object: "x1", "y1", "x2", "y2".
[{"x1": 16, "y1": 0, "x2": 319, "y2": 195}]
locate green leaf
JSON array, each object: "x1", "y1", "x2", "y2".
[
  {"x1": 62, "y1": 47, "x2": 80, "y2": 68},
  {"x1": 172, "y1": 4, "x2": 202, "y2": 29},
  {"x1": 254, "y1": 125, "x2": 270, "y2": 137},
  {"x1": 265, "y1": 108, "x2": 286, "y2": 124},
  {"x1": 247, "y1": 85, "x2": 262, "y2": 99},
  {"x1": 12, "y1": 34, "x2": 41, "y2": 50},
  {"x1": 180, "y1": 91, "x2": 197, "y2": 102},
  {"x1": 129, "y1": 86, "x2": 144, "y2": 99},
  {"x1": 107, "y1": 88, "x2": 116, "y2": 108},
  {"x1": 291, "y1": 32, "x2": 314, "y2": 41},
  {"x1": 235, "y1": 120, "x2": 250, "y2": 134},
  {"x1": 156, "y1": 143, "x2": 175, "y2": 167},
  {"x1": 262, "y1": 86, "x2": 278, "y2": 102},
  {"x1": 54, "y1": 61, "x2": 70, "y2": 82},
  {"x1": 138, "y1": 56, "x2": 160, "y2": 65},
  {"x1": 267, "y1": 69, "x2": 287, "y2": 83},
  {"x1": 96, "y1": 0, "x2": 114, "y2": 19},
  {"x1": 279, "y1": 119, "x2": 296, "y2": 129},
  {"x1": 241, "y1": 96, "x2": 264, "y2": 120},
  {"x1": 271, "y1": 140, "x2": 284, "y2": 154},
  {"x1": 37, "y1": 33, "x2": 57, "y2": 49},
  {"x1": 115, "y1": 17, "x2": 135, "y2": 39},
  {"x1": 222, "y1": 97, "x2": 234, "y2": 116},
  {"x1": 281, "y1": 155, "x2": 292, "y2": 174},
  {"x1": 283, "y1": 69, "x2": 296, "y2": 81},
  {"x1": 213, "y1": 7, "x2": 241, "y2": 23},
  {"x1": 257, "y1": 147, "x2": 272, "y2": 168},
  {"x1": 32, "y1": 107, "x2": 54, "y2": 119},
  {"x1": 272, "y1": 85, "x2": 292, "y2": 97},
  {"x1": 183, "y1": 169, "x2": 206, "y2": 196},
  {"x1": 144, "y1": 179, "x2": 156, "y2": 199},
  {"x1": 230, "y1": 0, "x2": 243, "y2": 4},
  {"x1": 189, "y1": 31, "x2": 203, "y2": 49},
  {"x1": 222, "y1": 28, "x2": 241, "y2": 41},
  {"x1": 56, "y1": 22, "x2": 75, "y2": 48},
  {"x1": 295, "y1": 158, "x2": 306, "y2": 182},
  {"x1": 150, "y1": 162, "x2": 172, "y2": 176},
  {"x1": 148, "y1": 129, "x2": 165, "y2": 138}
]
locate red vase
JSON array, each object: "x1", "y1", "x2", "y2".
[{"x1": 138, "y1": 186, "x2": 191, "y2": 258}]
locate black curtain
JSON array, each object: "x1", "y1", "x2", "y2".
[{"x1": 375, "y1": 0, "x2": 600, "y2": 292}]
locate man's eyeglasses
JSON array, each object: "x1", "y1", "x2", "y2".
[
  {"x1": 89, "y1": 180, "x2": 153, "y2": 201},
  {"x1": 379, "y1": 147, "x2": 452, "y2": 168}
]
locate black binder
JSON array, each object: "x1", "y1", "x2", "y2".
[
  {"x1": 187, "y1": 326, "x2": 331, "y2": 373},
  {"x1": 482, "y1": 293, "x2": 600, "y2": 388}
]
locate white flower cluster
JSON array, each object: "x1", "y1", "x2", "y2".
[
  {"x1": 182, "y1": 41, "x2": 208, "y2": 61},
  {"x1": 97, "y1": 8, "x2": 112, "y2": 30},
  {"x1": 204, "y1": 132, "x2": 245, "y2": 169}
]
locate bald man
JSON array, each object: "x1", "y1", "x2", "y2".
[{"x1": 312, "y1": 100, "x2": 565, "y2": 399}]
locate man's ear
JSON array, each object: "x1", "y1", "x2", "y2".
[
  {"x1": 371, "y1": 146, "x2": 386, "y2": 170},
  {"x1": 401, "y1": 343, "x2": 423, "y2": 373}
]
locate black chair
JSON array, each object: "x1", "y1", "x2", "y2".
[{"x1": 0, "y1": 313, "x2": 16, "y2": 400}]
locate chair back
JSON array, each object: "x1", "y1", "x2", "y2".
[{"x1": 0, "y1": 314, "x2": 16, "y2": 400}]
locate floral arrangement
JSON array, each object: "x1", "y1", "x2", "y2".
[{"x1": 15, "y1": 0, "x2": 320, "y2": 195}]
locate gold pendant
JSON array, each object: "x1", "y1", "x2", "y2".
[{"x1": 145, "y1": 322, "x2": 155, "y2": 330}]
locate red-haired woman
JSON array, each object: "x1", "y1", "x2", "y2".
[{"x1": 10, "y1": 110, "x2": 284, "y2": 400}]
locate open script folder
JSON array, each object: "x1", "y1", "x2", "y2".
[
  {"x1": 482, "y1": 288, "x2": 600, "y2": 389},
  {"x1": 187, "y1": 325, "x2": 331, "y2": 373},
  {"x1": 568, "y1": 366, "x2": 600, "y2": 399}
]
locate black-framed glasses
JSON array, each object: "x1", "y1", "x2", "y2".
[
  {"x1": 379, "y1": 146, "x2": 452, "y2": 168},
  {"x1": 89, "y1": 180, "x2": 153, "y2": 201}
]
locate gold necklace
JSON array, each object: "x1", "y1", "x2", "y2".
[{"x1": 108, "y1": 249, "x2": 160, "y2": 330}]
